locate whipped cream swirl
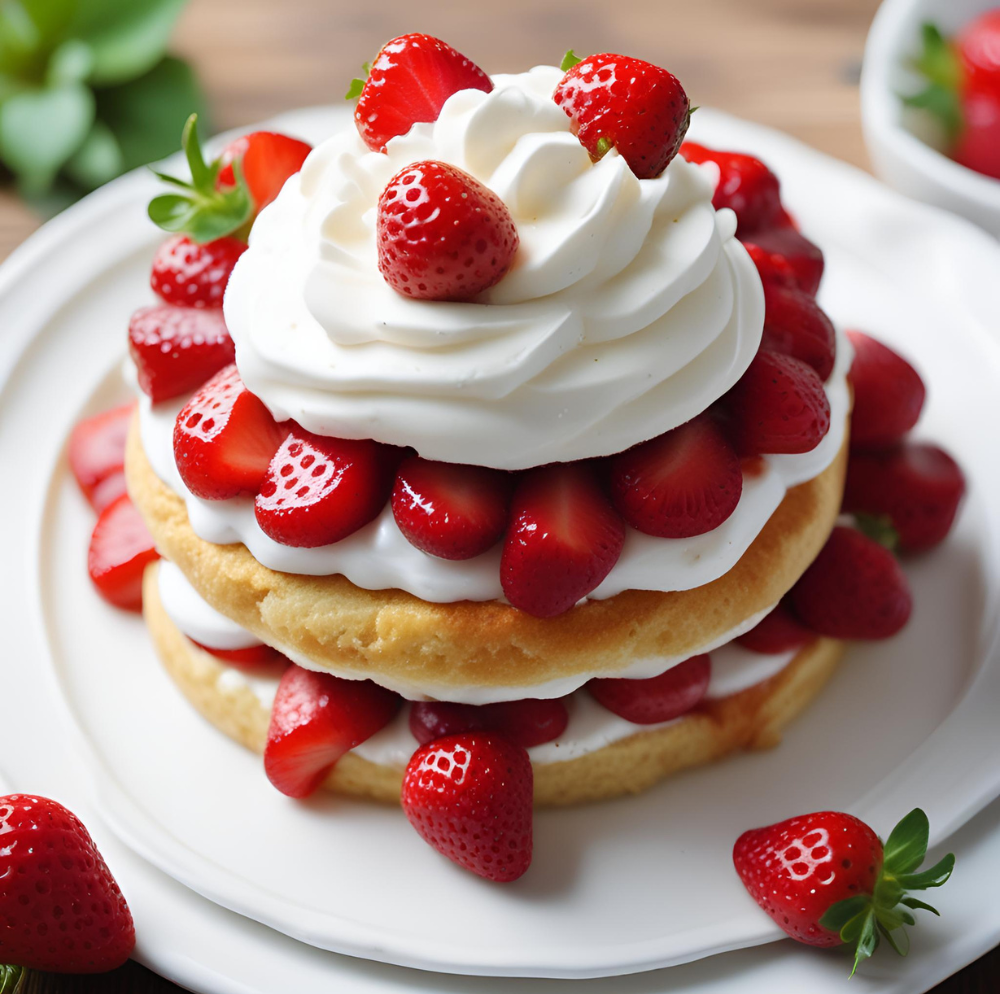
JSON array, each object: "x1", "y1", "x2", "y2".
[{"x1": 225, "y1": 65, "x2": 764, "y2": 470}]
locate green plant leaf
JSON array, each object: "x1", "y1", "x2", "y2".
[
  {"x1": 878, "y1": 920, "x2": 911, "y2": 957},
  {"x1": 819, "y1": 894, "x2": 870, "y2": 933},
  {"x1": 560, "y1": 49, "x2": 582, "y2": 72},
  {"x1": 897, "y1": 852, "x2": 955, "y2": 890},
  {"x1": 0, "y1": 964, "x2": 23, "y2": 994},
  {"x1": 854, "y1": 512, "x2": 901, "y2": 552},
  {"x1": 0, "y1": 81, "x2": 94, "y2": 188},
  {"x1": 849, "y1": 910, "x2": 880, "y2": 978},
  {"x1": 64, "y1": 117, "x2": 122, "y2": 189},
  {"x1": 46, "y1": 37, "x2": 93, "y2": 86},
  {"x1": 901, "y1": 895, "x2": 941, "y2": 916},
  {"x1": 0, "y1": 0, "x2": 75, "y2": 78},
  {"x1": 913, "y1": 22, "x2": 961, "y2": 91},
  {"x1": 344, "y1": 61, "x2": 371, "y2": 100},
  {"x1": 883, "y1": 809, "x2": 929, "y2": 875}
]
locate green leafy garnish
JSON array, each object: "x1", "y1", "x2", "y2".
[
  {"x1": 819, "y1": 808, "x2": 955, "y2": 977},
  {"x1": 901, "y1": 22, "x2": 963, "y2": 140},
  {"x1": 560, "y1": 49, "x2": 582, "y2": 72},
  {"x1": 0, "y1": 965, "x2": 23, "y2": 994},
  {"x1": 345, "y1": 61, "x2": 371, "y2": 100},
  {"x1": 854, "y1": 512, "x2": 901, "y2": 552},
  {"x1": 147, "y1": 112, "x2": 252, "y2": 243}
]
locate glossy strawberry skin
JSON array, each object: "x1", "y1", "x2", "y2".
[
  {"x1": 790, "y1": 526, "x2": 912, "y2": 640},
  {"x1": 150, "y1": 235, "x2": 247, "y2": 309},
  {"x1": 264, "y1": 666, "x2": 401, "y2": 798},
  {"x1": 726, "y1": 350, "x2": 831, "y2": 456},
  {"x1": 953, "y1": 88, "x2": 1000, "y2": 179},
  {"x1": 0, "y1": 794, "x2": 135, "y2": 973},
  {"x1": 68, "y1": 403, "x2": 134, "y2": 512},
  {"x1": 392, "y1": 456, "x2": 513, "y2": 560},
  {"x1": 846, "y1": 331, "x2": 926, "y2": 450},
  {"x1": 553, "y1": 53, "x2": 690, "y2": 179},
  {"x1": 736, "y1": 601, "x2": 815, "y2": 654},
  {"x1": 734, "y1": 811, "x2": 882, "y2": 947},
  {"x1": 218, "y1": 131, "x2": 313, "y2": 211},
  {"x1": 191, "y1": 640, "x2": 289, "y2": 670},
  {"x1": 760, "y1": 281, "x2": 836, "y2": 381},
  {"x1": 401, "y1": 733, "x2": 533, "y2": 882},
  {"x1": 957, "y1": 9, "x2": 1000, "y2": 101},
  {"x1": 608, "y1": 414, "x2": 742, "y2": 538},
  {"x1": 355, "y1": 34, "x2": 492, "y2": 152},
  {"x1": 409, "y1": 698, "x2": 569, "y2": 749},
  {"x1": 844, "y1": 443, "x2": 965, "y2": 552},
  {"x1": 500, "y1": 462, "x2": 625, "y2": 618},
  {"x1": 377, "y1": 160, "x2": 519, "y2": 301},
  {"x1": 87, "y1": 495, "x2": 159, "y2": 612},
  {"x1": 743, "y1": 221, "x2": 825, "y2": 297},
  {"x1": 128, "y1": 305, "x2": 234, "y2": 403},
  {"x1": 255, "y1": 429, "x2": 398, "y2": 548},
  {"x1": 588, "y1": 654, "x2": 711, "y2": 724},
  {"x1": 173, "y1": 364, "x2": 288, "y2": 500}
]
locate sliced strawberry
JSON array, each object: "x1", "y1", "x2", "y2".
[
  {"x1": 218, "y1": 131, "x2": 313, "y2": 212},
  {"x1": 742, "y1": 220, "x2": 825, "y2": 297},
  {"x1": 401, "y1": 733, "x2": 533, "y2": 882},
  {"x1": 844, "y1": 443, "x2": 965, "y2": 552},
  {"x1": 760, "y1": 281, "x2": 836, "y2": 381},
  {"x1": 87, "y1": 495, "x2": 159, "y2": 611},
  {"x1": 553, "y1": 53, "x2": 691, "y2": 179},
  {"x1": 790, "y1": 526, "x2": 912, "y2": 639},
  {"x1": 354, "y1": 34, "x2": 492, "y2": 152},
  {"x1": 608, "y1": 413, "x2": 742, "y2": 538},
  {"x1": 391, "y1": 456, "x2": 513, "y2": 560},
  {"x1": 264, "y1": 666, "x2": 401, "y2": 798},
  {"x1": 409, "y1": 698, "x2": 569, "y2": 749},
  {"x1": 128, "y1": 305, "x2": 234, "y2": 403},
  {"x1": 255, "y1": 429, "x2": 398, "y2": 548},
  {"x1": 191, "y1": 640, "x2": 289, "y2": 670},
  {"x1": 500, "y1": 462, "x2": 625, "y2": 618},
  {"x1": 150, "y1": 234, "x2": 247, "y2": 309},
  {"x1": 726, "y1": 350, "x2": 831, "y2": 456},
  {"x1": 173, "y1": 364, "x2": 288, "y2": 500},
  {"x1": 588, "y1": 654, "x2": 711, "y2": 724},
  {"x1": 736, "y1": 600, "x2": 815, "y2": 654},
  {"x1": 377, "y1": 159, "x2": 519, "y2": 301},
  {"x1": 846, "y1": 331, "x2": 926, "y2": 450},
  {"x1": 68, "y1": 403, "x2": 134, "y2": 512}
]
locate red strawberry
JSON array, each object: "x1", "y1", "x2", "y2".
[
  {"x1": 255, "y1": 429, "x2": 397, "y2": 548},
  {"x1": 0, "y1": 795, "x2": 135, "y2": 973},
  {"x1": 500, "y1": 462, "x2": 625, "y2": 617},
  {"x1": 68, "y1": 403, "x2": 134, "y2": 512},
  {"x1": 954, "y1": 88, "x2": 1000, "y2": 179},
  {"x1": 734, "y1": 807, "x2": 954, "y2": 974},
  {"x1": 846, "y1": 331, "x2": 926, "y2": 450},
  {"x1": 958, "y1": 9, "x2": 1000, "y2": 99},
  {"x1": 392, "y1": 456, "x2": 513, "y2": 560},
  {"x1": 128, "y1": 305, "x2": 234, "y2": 403},
  {"x1": 726, "y1": 350, "x2": 831, "y2": 456},
  {"x1": 87, "y1": 495, "x2": 159, "y2": 611},
  {"x1": 150, "y1": 235, "x2": 247, "y2": 309},
  {"x1": 191, "y1": 640, "x2": 289, "y2": 669},
  {"x1": 409, "y1": 698, "x2": 569, "y2": 749},
  {"x1": 680, "y1": 143, "x2": 782, "y2": 235},
  {"x1": 264, "y1": 666, "x2": 401, "y2": 798},
  {"x1": 743, "y1": 240, "x2": 799, "y2": 289},
  {"x1": 743, "y1": 221, "x2": 825, "y2": 297},
  {"x1": 401, "y1": 733, "x2": 533, "y2": 882},
  {"x1": 844, "y1": 443, "x2": 965, "y2": 553},
  {"x1": 736, "y1": 601, "x2": 815, "y2": 654},
  {"x1": 790, "y1": 525, "x2": 912, "y2": 639},
  {"x1": 553, "y1": 53, "x2": 691, "y2": 179},
  {"x1": 353, "y1": 34, "x2": 492, "y2": 152},
  {"x1": 760, "y1": 281, "x2": 836, "y2": 381},
  {"x1": 588, "y1": 654, "x2": 710, "y2": 724},
  {"x1": 608, "y1": 414, "x2": 742, "y2": 538},
  {"x1": 173, "y1": 364, "x2": 288, "y2": 501},
  {"x1": 218, "y1": 131, "x2": 313, "y2": 212},
  {"x1": 377, "y1": 160, "x2": 518, "y2": 301}
]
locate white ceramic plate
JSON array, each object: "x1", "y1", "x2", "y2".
[{"x1": 1, "y1": 106, "x2": 999, "y2": 982}]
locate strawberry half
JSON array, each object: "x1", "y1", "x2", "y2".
[
  {"x1": 608, "y1": 413, "x2": 743, "y2": 538},
  {"x1": 68, "y1": 403, "x2": 134, "y2": 513},
  {"x1": 352, "y1": 34, "x2": 492, "y2": 152},
  {"x1": 264, "y1": 666, "x2": 401, "y2": 798},
  {"x1": 588, "y1": 654, "x2": 711, "y2": 723},
  {"x1": 173, "y1": 364, "x2": 289, "y2": 500},
  {"x1": 218, "y1": 131, "x2": 313, "y2": 212},
  {"x1": 553, "y1": 53, "x2": 691, "y2": 179},
  {"x1": 87, "y1": 495, "x2": 160, "y2": 611},
  {"x1": 128, "y1": 305, "x2": 235, "y2": 403},
  {"x1": 150, "y1": 234, "x2": 247, "y2": 309},
  {"x1": 736, "y1": 600, "x2": 815, "y2": 654},
  {"x1": 409, "y1": 698, "x2": 569, "y2": 749},
  {"x1": 760, "y1": 281, "x2": 836, "y2": 381},
  {"x1": 255, "y1": 429, "x2": 398, "y2": 548},
  {"x1": 391, "y1": 456, "x2": 513, "y2": 560},
  {"x1": 743, "y1": 220, "x2": 825, "y2": 297},
  {"x1": 500, "y1": 462, "x2": 625, "y2": 618},
  {"x1": 401, "y1": 733, "x2": 533, "y2": 882},
  {"x1": 377, "y1": 159, "x2": 519, "y2": 301},
  {"x1": 191, "y1": 640, "x2": 289, "y2": 670}
]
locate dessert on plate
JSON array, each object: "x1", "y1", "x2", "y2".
[{"x1": 70, "y1": 36, "x2": 964, "y2": 882}]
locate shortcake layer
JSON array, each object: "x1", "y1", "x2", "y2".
[{"x1": 143, "y1": 562, "x2": 844, "y2": 806}]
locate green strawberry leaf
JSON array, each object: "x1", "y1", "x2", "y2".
[
  {"x1": 819, "y1": 894, "x2": 870, "y2": 933},
  {"x1": 901, "y1": 895, "x2": 941, "y2": 916},
  {"x1": 846, "y1": 909, "x2": 879, "y2": 978},
  {"x1": 878, "y1": 920, "x2": 911, "y2": 957},
  {"x1": 896, "y1": 852, "x2": 955, "y2": 890},
  {"x1": 903, "y1": 22, "x2": 964, "y2": 140},
  {"x1": 0, "y1": 964, "x2": 23, "y2": 994},
  {"x1": 344, "y1": 61, "x2": 371, "y2": 100},
  {"x1": 854, "y1": 513, "x2": 900, "y2": 552},
  {"x1": 883, "y1": 807, "x2": 929, "y2": 875},
  {"x1": 560, "y1": 49, "x2": 583, "y2": 72}
]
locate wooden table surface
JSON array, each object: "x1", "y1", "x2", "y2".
[{"x1": 8, "y1": 0, "x2": 998, "y2": 989}]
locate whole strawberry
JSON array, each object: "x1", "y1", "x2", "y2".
[
  {"x1": 402, "y1": 733, "x2": 533, "y2": 882},
  {"x1": 554, "y1": 52, "x2": 690, "y2": 179},
  {"x1": 734, "y1": 807, "x2": 954, "y2": 974},
  {"x1": 0, "y1": 795, "x2": 135, "y2": 973}
]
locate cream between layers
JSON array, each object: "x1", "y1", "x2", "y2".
[{"x1": 224, "y1": 65, "x2": 765, "y2": 471}]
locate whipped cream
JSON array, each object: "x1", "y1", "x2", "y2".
[{"x1": 224, "y1": 66, "x2": 764, "y2": 471}]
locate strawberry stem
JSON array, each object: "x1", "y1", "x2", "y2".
[
  {"x1": 345, "y1": 61, "x2": 372, "y2": 100},
  {"x1": 560, "y1": 49, "x2": 583, "y2": 72},
  {"x1": 0, "y1": 965, "x2": 24, "y2": 994},
  {"x1": 854, "y1": 512, "x2": 901, "y2": 552},
  {"x1": 901, "y1": 22, "x2": 964, "y2": 140}
]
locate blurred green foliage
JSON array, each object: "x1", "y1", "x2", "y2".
[{"x1": 0, "y1": 0, "x2": 207, "y2": 210}]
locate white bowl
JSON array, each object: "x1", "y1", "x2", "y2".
[{"x1": 861, "y1": 0, "x2": 1000, "y2": 237}]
